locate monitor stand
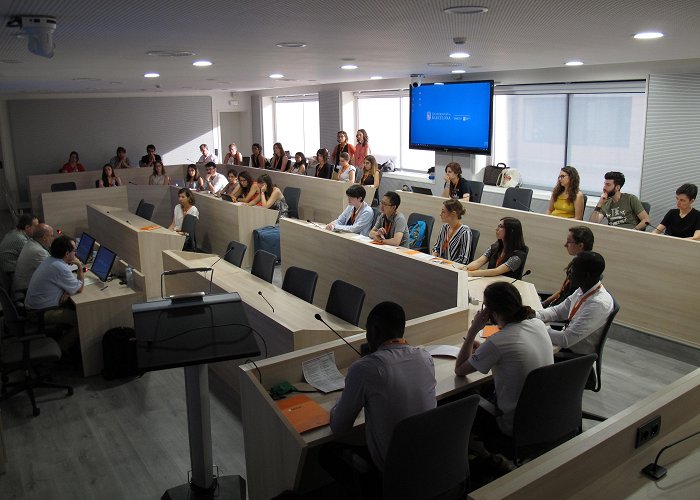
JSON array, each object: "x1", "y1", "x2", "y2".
[{"x1": 161, "y1": 363, "x2": 245, "y2": 500}]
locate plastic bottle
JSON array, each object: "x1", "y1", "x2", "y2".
[{"x1": 125, "y1": 265, "x2": 134, "y2": 289}]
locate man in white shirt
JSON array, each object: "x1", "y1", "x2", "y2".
[
  {"x1": 196, "y1": 143, "x2": 218, "y2": 164},
  {"x1": 536, "y1": 251, "x2": 614, "y2": 355},
  {"x1": 203, "y1": 162, "x2": 227, "y2": 194},
  {"x1": 13, "y1": 223, "x2": 54, "y2": 295},
  {"x1": 325, "y1": 184, "x2": 374, "y2": 236}
]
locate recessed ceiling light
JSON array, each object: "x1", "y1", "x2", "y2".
[
  {"x1": 144, "y1": 72, "x2": 160, "y2": 78},
  {"x1": 451, "y1": 69, "x2": 466, "y2": 74},
  {"x1": 449, "y1": 52, "x2": 470, "y2": 59},
  {"x1": 341, "y1": 64, "x2": 358, "y2": 70},
  {"x1": 370, "y1": 76, "x2": 383, "y2": 80},
  {"x1": 443, "y1": 6, "x2": 489, "y2": 15},
  {"x1": 565, "y1": 60, "x2": 584, "y2": 66},
  {"x1": 269, "y1": 73, "x2": 284, "y2": 79},
  {"x1": 634, "y1": 31, "x2": 664, "y2": 40},
  {"x1": 276, "y1": 42, "x2": 307, "y2": 48},
  {"x1": 146, "y1": 50, "x2": 195, "y2": 57},
  {"x1": 193, "y1": 60, "x2": 213, "y2": 67}
]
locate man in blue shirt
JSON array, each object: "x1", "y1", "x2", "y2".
[{"x1": 325, "y1": 184, "x2": 375, "y2": 236}]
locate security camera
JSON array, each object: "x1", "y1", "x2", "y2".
[
  {"x1": 410, "y1": 74, "x2": 425, "y2": 88},
  {"x1": 6, "y1": 16, "x2": 57, "y2": 59}
]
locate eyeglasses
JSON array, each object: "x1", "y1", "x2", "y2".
[
  {"x1": 380, "y1": 201, "x2": 395, "y2": 207},
  {"x1": 558, "y1": 174, "x2": 568, "y2": 179}
]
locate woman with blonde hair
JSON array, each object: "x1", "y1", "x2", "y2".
[
  {"x1": 353, "y1": 129, "x2": 371, "y2": 167},
  {"x1": 358, "y1": 154, "x2": 380, "y2": 188},
  {"x1": 547, "y1": 166, "x2": 584, "y2": 219}
]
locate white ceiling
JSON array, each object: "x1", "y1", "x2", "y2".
[{"x1": 1, "y1": 0, "x2": 700, "y2": 95}]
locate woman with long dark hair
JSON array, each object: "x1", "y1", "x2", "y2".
[
  {"x1": 466, "y1": 217, "x2": 527, "y2": 278},
  {"x1": 184, "y1": 164, "x2": 204, "y2": 191},
  {"x1": 314, "y1": 148, "x2": 332, "y2": 179},
  {"x1": 271, "y1": 142, "x2": 288, "y2": 171},
  {"x1": 289, "y1": 152, "x2": 307, "y2": 175},
  {"x1": 236, "y1": 171, "x2": 260, "y2": 205},
  {"x1": 98, "y1": 164, "x2": 122, "y2": 187},
  {"x1": 257, "y1": 174, "x2": 289, "y2": 218},
  {"x1": 547, "y1": 165, "x2": 584, "y2": 219},
  {"x1": 168, "y1": 188, "x2": 199, "y2": 232}
]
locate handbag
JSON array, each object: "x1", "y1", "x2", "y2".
[{"x1": 483, "y1": 162, "x2": 507, "y2": 186}]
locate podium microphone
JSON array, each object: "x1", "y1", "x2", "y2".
[
  {"x1": 645, "y1": 221, "x2": 661, "y2": 232},
  {"x1": 314, "y1": 313, "x2": 361, "y2": 356},
  {"x1": 258, "y1": 291, "x2": 274, "y2": 313},
  {"x1": 306, "y1": 219, "x2": 325, "y2": 230},
  {"x1": 510, "y1": 269, "x2": 532, "y2": 284},
  {"x1": 511, "y1": 198, "x2": 534, "y2": 212}
]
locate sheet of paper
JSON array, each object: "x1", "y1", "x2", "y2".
[
  {"x1": 352, "y1": 234, "x2": 372, "y2": 242},
  {"x1": 425, "y1": 345, "x2": 461, "y2": 358},
  {"x1": 302, "y1": 352, "x2": 346, "y2": 393}
]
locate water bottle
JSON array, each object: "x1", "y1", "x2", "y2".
[{"x1": 125, "y1": 265, "x2": 134, "y2": 289}]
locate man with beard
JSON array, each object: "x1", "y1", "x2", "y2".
[{"x1": 589, "y1": 171, "x2": 649, "y2": 230}]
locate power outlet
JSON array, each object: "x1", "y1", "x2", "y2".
[{"x1": 635, "y1": 416, "x2": 662, "y2": 448}]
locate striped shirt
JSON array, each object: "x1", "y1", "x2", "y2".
[{"x1": 432, "y1": 223, "x2": 472, "y2": 264}]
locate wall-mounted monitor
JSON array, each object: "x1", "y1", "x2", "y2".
[{"x1": 409, "y1": 80, "x2": 494, "y2": 155}]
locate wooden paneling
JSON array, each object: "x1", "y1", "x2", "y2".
[{"x1": 42, "y1": 187, "x2": 128, "y2": 237}]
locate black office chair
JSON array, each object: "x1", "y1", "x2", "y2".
[
  {"x1": 224, "y1": 240, "x2": 247, "y2": 268},
  {"x1": 483, "y1": 354, "x2": 596, "y2": 465},
  {"x1": 135, "y1": 198, "x2": 145, "y2": 215},
  {"x1": 406, "y1": 213, "x2": 435, "y2": 254},
  {"x1": 641, "y1": 201, "x2": 651, "y2": 217},
  {"x1": 469, "y1": 228, "x2": 480, "y2": 264},
  {"x1": 502, "y1": 187, "x2": 533, "y2": 211},
  {"x1": 513, "y1": 245, "x2": 529, "y2": 279},
  {"x1": 282, "y1": 266, "x2": 319, "y2": 303},
  {"x1": 136, "y1": 202, "x2": 155, "y2": 221},
  {"x1": 251, "y1": 250, "x2": 277, "y2": 283},
  {"x1": 0, "y1": 287, "x2": 73, "y2": 417},
  {"x1": 241, "y1": 156, "x2": 251, "y2": 166},
  {"x1": 372, "y1": 207, "x2": 381, "y2": 227},
  {"x1": 181, "y1": 214, "x2": 198, "y2": 251},
  {"x1": 325, "y1": 280, "x2": 365, "y2": 326},
  {"x1": 382, "y1": 395, "x2": 480, "y2": 500},
  {"x1": 283, "y1": 187, "x2": 301, "y2": 219},
  {"x1": 50, "y1": 182, "x2": 77, "y2": 192},
  {"x1": 468, "y1": 180, "x2": 485, "y2": 204},
  {"x1": 284, "y1": 159, "x2": 292, "y2": 171}
]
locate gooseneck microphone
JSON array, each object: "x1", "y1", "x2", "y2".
[
  {"x1": 510, "y1": 269, "x2": 532, "y2": 284},
  {"x1": 511, "y1": 198, "x2": 535, "y2": 212},
  {"x1": 209, "y1": 245, "x2": 237, "y2": 268},
  {"x1": 306, "y1": 219, "x2": 325, "y2": 230},
  {"x1": 314, "y1": 313, "x2": 361, "y2": 356},
  {"x1": 258, "y1": 291, "x2": 274, "y2": 313}
]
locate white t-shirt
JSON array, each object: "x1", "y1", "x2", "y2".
[
  {"x1": 172, "y1": 205, "x2": 200, "y2": 231},
  {"x1": 337, "y1": 164, "x2": 356, "y2": 182},
  {"x1": 468, "y1": 317, "x2": 553, "y2": 435},
  {"x1": 206, "y1": 172, "x2": 227, "y2": 193}
]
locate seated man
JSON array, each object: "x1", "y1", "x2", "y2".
[
  {"x1": 25, "y1": 235, "x2": 84, "y2": 352},
  {"x1": 109, "y1": 146, "x2": 131, "y2": 169},
  {"x1": 325, "y1": 184, "x2": 374, "y2": 236},
  {"x1": 369, "y1": 191, "x2": 409, "y2": 247},
  {"x1": 196, "y1": 143, "x2": 218, "y2": 164},
  {"x1": 456, "y1": 282, "x2": 553, "y2": 437},
  {"x1": 536, "y1": 251, "x2": 614, "y2": 355},
  {"x1": 139, "y1": 144, "x2": 162, "y2": 168},
  {"x1": 13, "y1": 223, "x2": 54, "y2": 296},
  {"x1": 322, "y1": 302, "x2": 436, "y2": 493},
  {"x1": 0, "y1": 213, "x2": 39, "y2": 276},
  {"x1": 541, "y1": 225, "x2": 594, "y2": 307},
  {"x1": 589, "y1": 171, "x2": 649, "y2": 230},
  {"x1": 203, "y1": 162, "x2": 227, "y2": 194}
]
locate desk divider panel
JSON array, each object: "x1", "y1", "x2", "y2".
[{"x1": 42, "y1": 187, "x2": 129, "y2": 237}]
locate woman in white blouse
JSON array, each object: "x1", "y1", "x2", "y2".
[{"x1": 168, "y1": 188, "x2": 199, "y2": 232}]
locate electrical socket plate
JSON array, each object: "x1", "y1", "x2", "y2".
[{"x1": 635, "y1": 416, "x2": 661, "y2": 448}]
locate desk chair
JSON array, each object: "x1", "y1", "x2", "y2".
[
  {"x1": 50, "y1": 181, "x2": 77, "y2": 192},
  {"x1": 181, "y1": 214, "x2": 198, "y2": 251},
  {"x1": 325, "y1": 280, "x2": 365, "y2": 326},
  {"x1": 282, "y1": 266, "x2": 318, "y2": 303},
  {"x1": 483, "y1": 354, "x2": 596, "y2": 465},
  {"x1": 469, "y1": 229, "x2": 480, "y2": 264},
  {"x1": 406, "y1": 213, "x2": 435, "y2": 254},
  {"x1": 135, "y1": 201, "x2": 155, "y2": 221},
  {"x1": 283, "y1": 187, "x2": 301, "y2": 219},
  {"x1": 382, "y1": 394, "x2": 480, "y2": 500},
  {"x1": 502, "y1": 187, "x2": 533, "y2": 211},
  {"x1": 135, "y1": 198, "x2": 145, "y2": 215},
  {"x1": 513, "y1": 246, "x2": 529, "y2": 280},
  {"x1": 251, "y1": 250, "x2": 277, "y2": 283},
  {"x1": 372, "y1": 207, "x2": 381, "y2": 227},
  {"x1": 224, "y1": 240, "x2": 247, "y2": 268},
  {"x1": 468, "y1": 180, "x2": 485, "y2": 204},
  {"x1": 241, "y1": 156, "x2": 250, "y2": 166},
  {"x1": 641, "y1": 201, "x2": 651, "y2": 218},
  {"x1": 0, "y1": 287, "x2": 73, "y2": 417}
]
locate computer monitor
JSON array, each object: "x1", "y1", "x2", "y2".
[
  {"x1": 90, "y1": 245, "x2": 117, "y2": 282},
  {"x1": 75, "y1": 233, "x2": 95, "y2": 264},
  {"x1": 132, "y1": 293, "x2": 260, "y2": 372}
]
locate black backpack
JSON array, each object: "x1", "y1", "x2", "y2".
[{"x1": 102, "y1": 327, "x2": 139, "y2": 380}]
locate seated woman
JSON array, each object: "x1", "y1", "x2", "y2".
[
  {"x1": 432, "y1": 199, "x2": 473, "y2": 264},
  {"x1": 184, "y1": 164, "x2": 204, "y2": 191},
  {"x1": 168, "y1": 188, "x2": 199, "y2": 232},
  {"x1": 547, "y1": 166, "x2": 584, "y2": 219},
  {"x1": 270, "y1": 142, "x2": 288, "y2": 171},
  {"x1": 223, "y1": 143, "x2": 243, "y2": 166},
  {"x1": 236, "y1": 171, "x2": 261, "y2": 205},
  {"x1": 466, "y1": 217, "x2": 527, "y2": 278},
  {"x1": 652, "y1": 183, "x2": 700, "y2": 240},
  {"x1": 289, "y1": 152, "x2": 307, "y2": 175},
  {"x1": 257, "y1": 174, "x2": 289, "y2": 219},
  {"x1": 98, "y1": 164, "x2": 122, "y2": 187},
  {"x1": 250, "y1": 143, "x2": 267, "y2": 169},
  {"x1": 61, "y1": 151, "x2": 85, "y2": 173},
  {"x1": 441, "y1": 162, "x2": 472, "y2": 201},
  {"x1": 314, "y1": 148, "x2": 333, "y2": 179},
  {"x1": 336, "y1": 152, "x2": 356, "y2": 183},
  {"x1": 148, "y1": 161, "x2": 171, "y2": 185},
  {"x1": 358, "y1": 154, "x2": 380, "y2": 188},
  {"x1": 218, "y1": 169, "x2": 239, "y2": 197}
]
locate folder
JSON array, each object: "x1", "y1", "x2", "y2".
[{"x1": 276, "y1": 394, "x2": 330, "y2": 433}]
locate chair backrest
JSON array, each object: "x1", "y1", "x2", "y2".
[
  {"x1": 582, "y1": 193, "x2": 588, "y2": 210},
  {"x1": 372, "y1": 207, "x2": 381, "y2": 226},
  {"x1": 181, "y1": 214, "x2": 198, "y2": 251},
  {"x1": 383, "y1": 394, "x2": 480, "y2": 500},
  {"x1": 512, "y1": 354, "x2": 597, "y2": 462},
  {"x1": 325, "y1": 280, "x2": 365, "y2": 326},
  {"x1": 406, "y1": 212, "x2": 435, "y2": 253},
  {"x1": 469, "y1": 228, "x2": 480, "y2": 264},
  {"x1": 0, "y1": 286, "x2": 23, "y2": 337},
  {"x1": 502, "y1": 187, "x2": 533, "y2": 211},
  {"x1": 50, "y1": 181, "x2": 77, "y2": 192},
  {"x1": 282, "y1": 266, "x2": 319, "y2": 303},
  {"x1": 589, "y1": 296, "x2": 620, "y2": 392},
  {"x1": 283, "y1": 187, "x2": 301, "y2": 219},
  {"x1": 224, "y1": 240, "x2": 247, "y2": 268},
  {"x1": 468, "y1": 180, "x2": 485, "y2": 204},
  {"x1": 136, "y1": 202, "x2": 155, "y2": 221},
  {"x1": 251, "y1": 249, "x2": 276, "y2": 283},
  {"x1": 514, "y1": 245, "x2": 529, "y2": 279},
  {"x1": 135, "y1": 198, "x2": 145, "y2": 216},
  {"x1": 641, "y1": 201, "x2": 651, "y2": 217},
  {"x1": 241, "y1": 156, "x2": 251, "y2": 166}
]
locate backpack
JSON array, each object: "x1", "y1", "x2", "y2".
[
  {"x1": 102, "y1": 327, "x2": 139, "y2": 380},
  {"x1": 408, "y1": 220, "x2": 427, "y2": 249}
]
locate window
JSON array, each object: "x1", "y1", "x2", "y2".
[
  {"x1": 356, "y1": 91, "x2": 435, "y2": 172},
  {"x1": 273, "y1": 95, "x2": 319, "y2": 157}
]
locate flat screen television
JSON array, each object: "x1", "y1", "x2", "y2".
[
  {"x1": 409, "y1": 80, "x2": 494, "y2": 155},
  {"x1": 132, "y1": 293, "x2": 260, "y2": 372},
  {"x1": 75, "y1": 232, "x2": 95, "y2": 264},
  {"x1": 90, "y1": 245, "x2": 117, "y2": 282}
]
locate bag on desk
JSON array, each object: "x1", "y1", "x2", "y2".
[
  {"x1": 483, "y1": 162, "x2": 507, "y2": 186},
  {"x1": 102, "y1": 327, "x2": 138, "y2": 380}
]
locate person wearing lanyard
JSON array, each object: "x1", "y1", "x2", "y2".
[
  {"x1": 432, "y1": 199, "x2": 473, "y2": 264},
  {"x1": 536, "y1": 251, "x2": 614, "y2": 355},
  {"x1": 325, "y1": 184, "x2": 374, "y2": 236},
  {"x1": 370, "y1": 191, "x2": 409, "y2": 247}
]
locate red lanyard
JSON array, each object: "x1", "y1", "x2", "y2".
[
  {"x1": 568, "y1": 284, "x2": 603, "y2": 321},
  {"x1": 441, "y1": 225, "x2": 459, "y2": 256}
]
